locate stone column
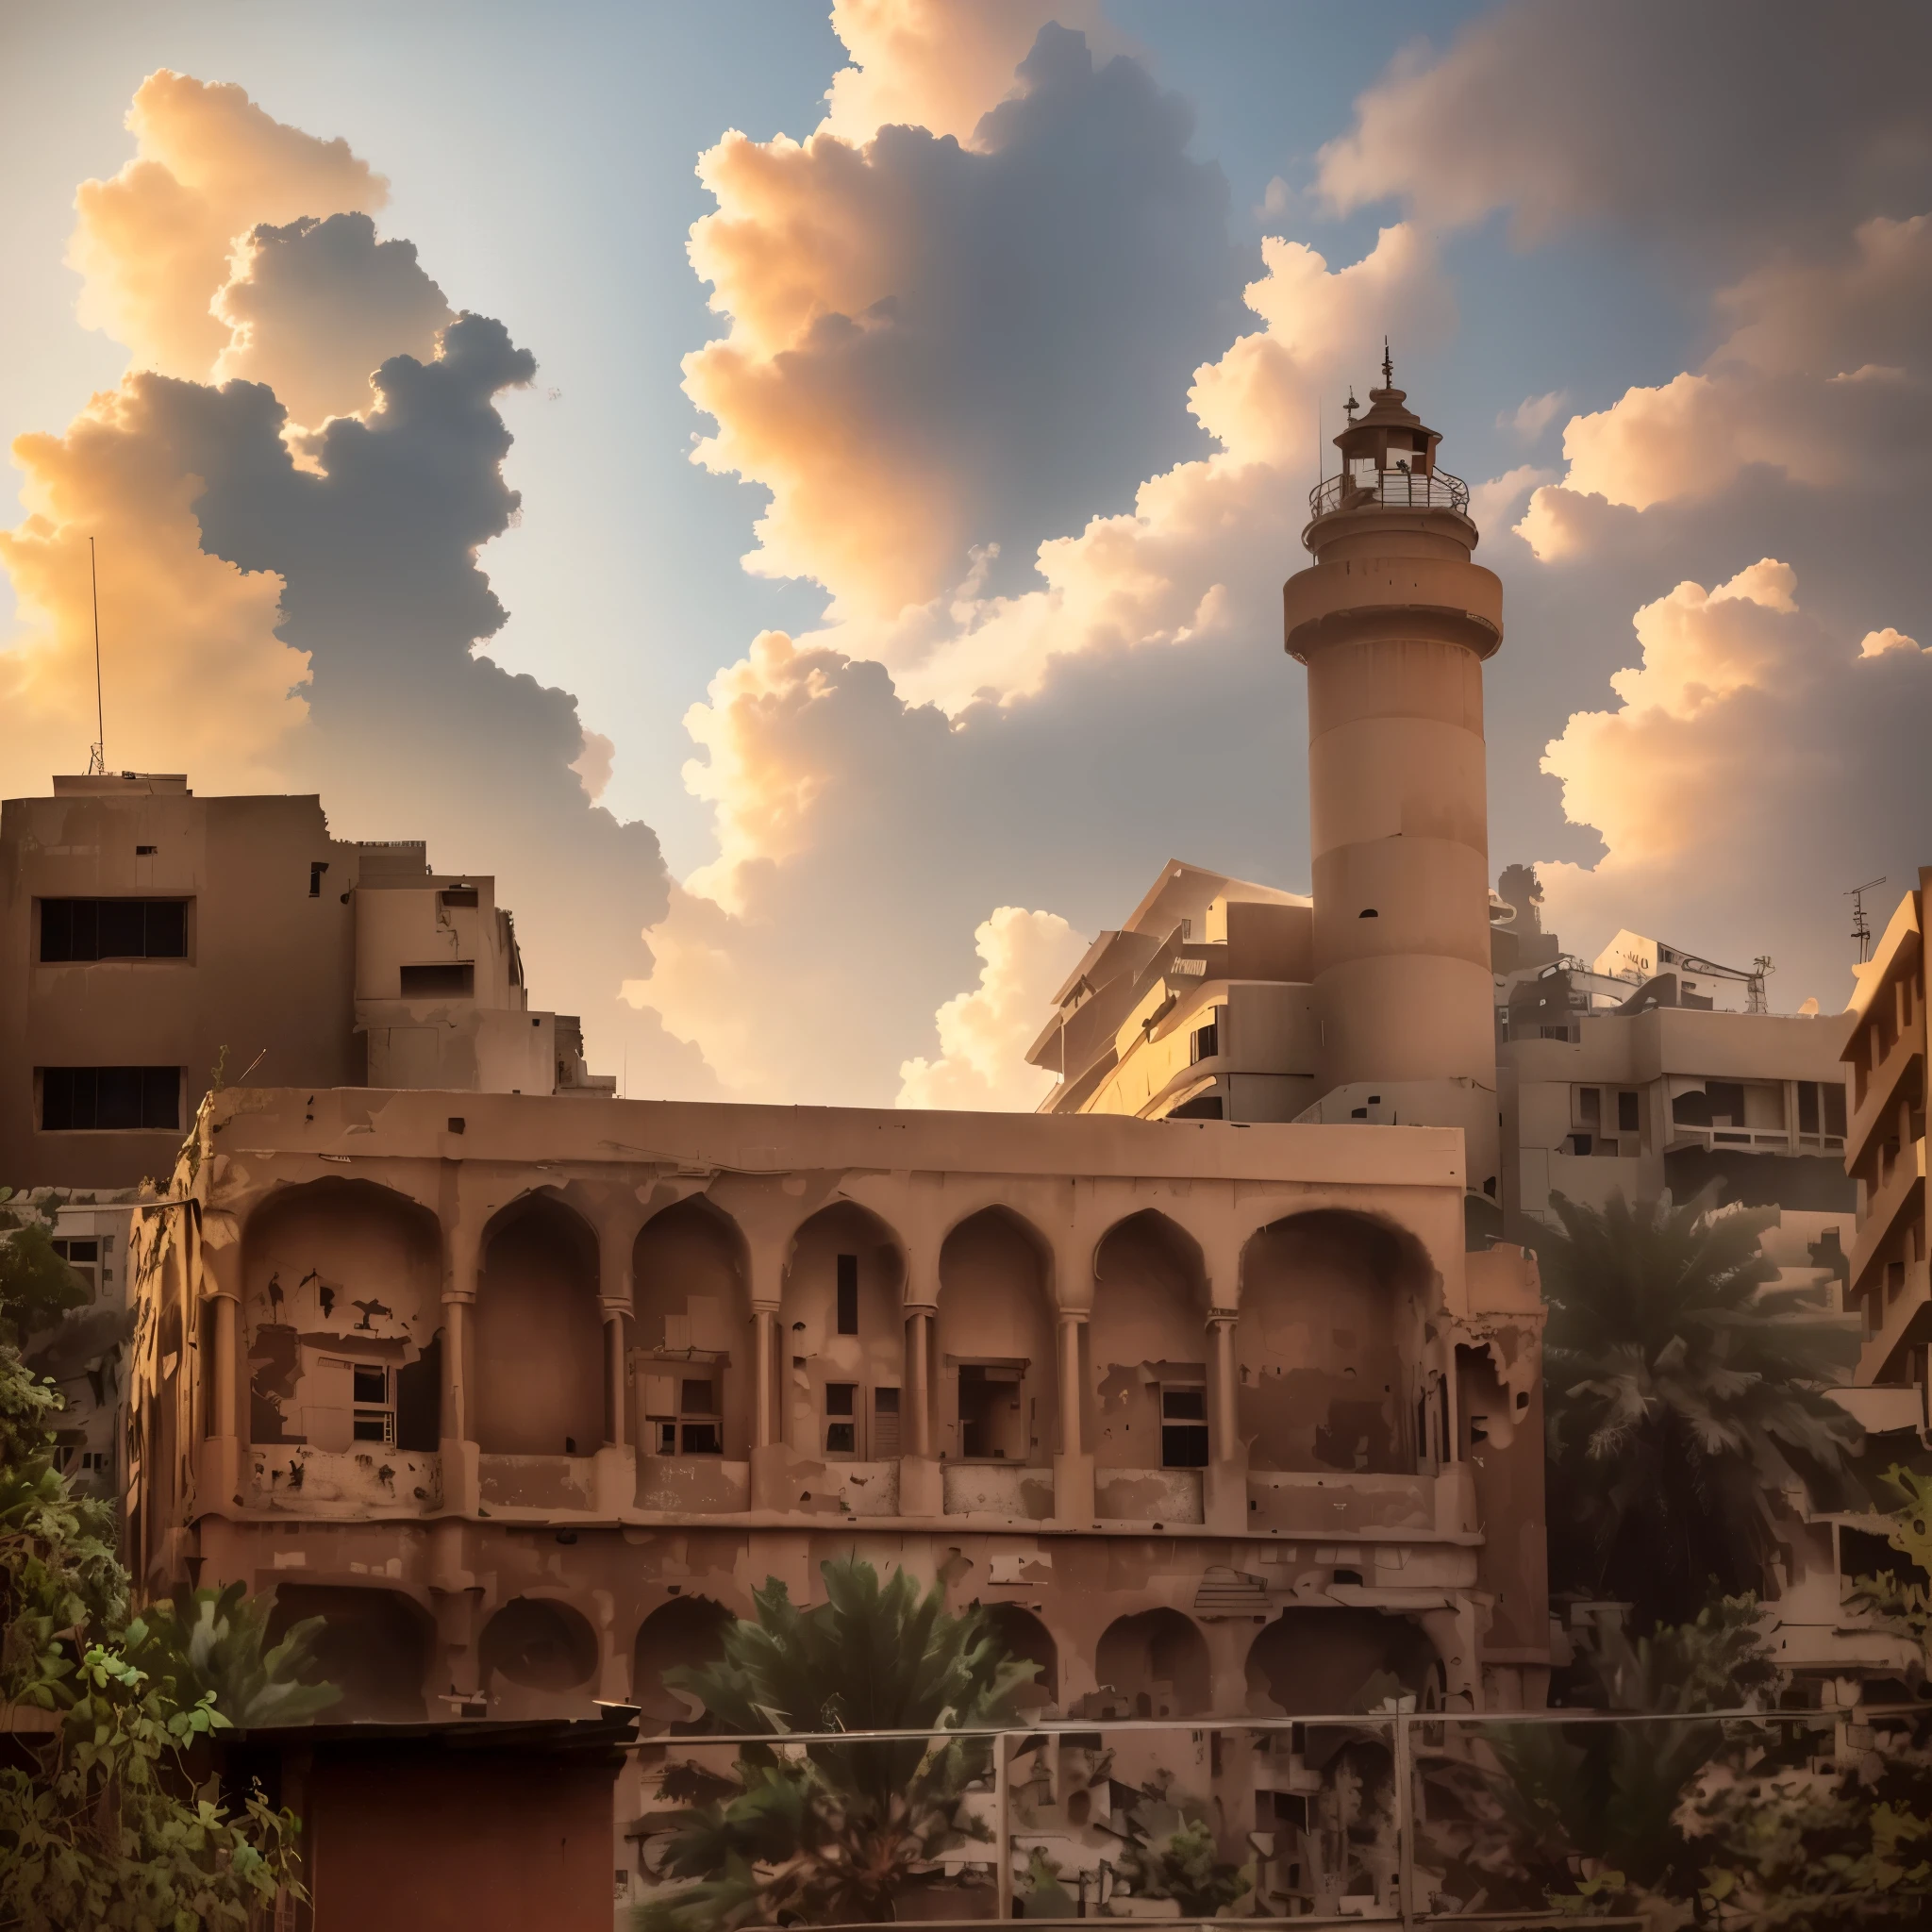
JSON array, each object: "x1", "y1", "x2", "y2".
[
  {"x1": 900, "y1": 1306, "x2": 942, "y2": 1518},
  {"x1": 1053, "y1": 1311, "x2": 1094, "y2": 1523},
  {"x1": 747, "y1": 1234, "x2": 789, "y2": 1509},
  {"x1": 1203, "y1": 1309, "x2": 1247, "y2": 1534},
  {"x1": 195, "y1": 1211, "x2": 244, "y2": 1513},
  {"x1": 441, "y1": 1211, "x2": 482, "y2": 1515},
  {"x1": 592, "y1": 1209, "x2": 638, "y2": 1514}
]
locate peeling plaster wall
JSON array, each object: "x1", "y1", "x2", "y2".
[
  {"x1": 633, "y1": 1200, "x2": 751, "y2": 1462},
  {"x1": 1239, "y1": 1213, "x2": 1425, "y2": 1474}
]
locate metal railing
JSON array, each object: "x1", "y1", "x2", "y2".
[{"x1": 1307, "y1": 469, "x2": 1470, "y2": 518}]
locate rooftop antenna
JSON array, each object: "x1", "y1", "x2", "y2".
[
  {"x1": 86, "y1": 537, "x2": 106, "y2": 776},
  {"x1": 1343, "y1": 387, "x2": 1360, "y2": 422},
  {"x1": 1847, "y1": 876, "x2": 1887, "y2": 964},
  {"x1": 1381, "y1": 336, "x2": 1394, "y2": 389},
  {"x1": 1748, "y1": 956, "x2": 1774, "y2": 1015}
]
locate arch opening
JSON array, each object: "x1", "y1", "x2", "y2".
[
  {"x1": 633, "y1": 1199, "x2": 750, "y2": 1461},
  {"x1": 475, "y1": 1195, "x2": 602, "y2": 1457},
  {"x1": 242, "y1": 1179, "x2": 442, "y2": 1453},
  {"x1": 481, "y1": 1596, "x2": 599, "y2": 1692},
  {"x1": 1093, "y1": 1607, "x2": 1210, "y2": 1719},
  {"x1": 632, "y1": 1594, "x2": 736, "y2": 1729},
  {"x1": 782, "y1": 1204, "x2": 904, "y2": 1461},
  {"x1": 981, "y1": 1603, "x2": 1058, "y2": 1709},
  {"x1": 1091, "y1": 1212, "x2": 1209, "y2": 1474},
  {"x1": 937, "y1": 1208, "x2": 1054, "y2": 1466},
  {"x1": 1245, "y1": 1607, "x2": 1436, "y2": 1717},
  {"x1": 269, "y1": 1584, "x2": 430, "y2": 1723},
  {"x1": 1237, "y1": 1210, "x2": 1432, "y2": 1474}
]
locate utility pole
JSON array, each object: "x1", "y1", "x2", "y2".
[
  {"x1": 1848, "y1": 878, "x2": 1887, "y2": 965},
  {"x1": 87, "y1": 537, "x2": 107, "y2": 775}
]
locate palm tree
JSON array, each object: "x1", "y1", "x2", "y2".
[
  {"x1": 637, "y1": 1556, "x2": 1039, "y2": 1929},
  {"x1": 1540, "y1": 1188, "x2": 1864, "y2": 1628}
]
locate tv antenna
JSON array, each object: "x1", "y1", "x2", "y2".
[
  {"x1": 86, "y1": 537, "x2": 106, "y2": 775},
  {"x1": 1847, "y1": 877, "x2": 1886, "y2": 964}
]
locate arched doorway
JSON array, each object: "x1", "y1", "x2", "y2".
[
  {"x1": 1245, "y1": 1607, "x2": 1437, "y2": 1716},
  {"x1": 982, "y1": 1603, "x2": 1058, "y2": 1710},
  {"x1": 269, "y1": 1584, "x2": 432, "y2": 1723},
  {"x1": 475, "y1": 1196, "x2": 603, "y2": 1456}
]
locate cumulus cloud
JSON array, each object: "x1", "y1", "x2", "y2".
[
  {"x1": 820, "y1": 0, "x2": 1114, "y2": 144},
  {"x1": 1516, "y1": 214, "x2": 1932, "y2": 559},
  {"x1": 1535, "y1": 560, "x2": 1932, "y2": 1005},
  {"x1": 213, "y1": 213, "x2": 454, "y2": 429},
  {"x1": 0, "y1": 384, "x2": 308, "y2": 791},
  {"x1": 1860, "y1": 626, "x2": 1922, "y2": 658},
  {"x1": 70, "y1": 69, "x2": 383, "y2": 377},
  {"x1": 684, "y1": 23, "x2": 1241, "y2": 617},
  {"x1": 1317, "y1": 1, "x2": 1932, "y2": 260},
  {"x1": 897, "y1": 906, "x2": 1086, "y2": 1108},
  {"x1": 1500, "y1": 391, "x2": 1565, "y2": 443}
]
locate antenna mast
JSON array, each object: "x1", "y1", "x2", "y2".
[
  {"x1": 1847, "y1": 876, "x2": 1887, "y2": 965},
  {"x1": 87, "y1": 537, "x2": 106, "y2": 776}
]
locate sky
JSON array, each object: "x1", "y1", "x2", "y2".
[{"x1": 2, "y1": 0, "x2": 1927, "y2": 1108}]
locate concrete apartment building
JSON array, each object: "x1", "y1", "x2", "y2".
[{"x1": 0, "y1": 771, "x2": 611, "y2": 1192}]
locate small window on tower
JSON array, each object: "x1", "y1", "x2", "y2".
[{"x1": 1618, "y1": 1090, "x2": 1641, "y2": 1133}]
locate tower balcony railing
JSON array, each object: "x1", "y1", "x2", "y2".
[{"x1": 1308, "y1": 467, "x2": 1470, "y2": 517}]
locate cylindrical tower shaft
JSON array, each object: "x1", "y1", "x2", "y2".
[{"x1": 1283, "y1": 372, "x2": 1502, "y2": 1191}]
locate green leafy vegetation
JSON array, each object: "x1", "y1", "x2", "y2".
[
  {"x1": 635, "y1": 1555, "x2": 1039, "y2": 1929},
  {"x1": 1540, "y1": 1187, "x2": 1865, "y2": 1626},
  {"x1": 0, "y1": 1343, "x2": 326, "y2": 1928}
]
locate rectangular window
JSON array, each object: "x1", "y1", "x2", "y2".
[
  {"x1": 824, "y1": 1385, "x2": 858, "y2": 1455},
  {"x1": 679, "y1": 1378, "x2": 717, "y2": 1414},
  {"x1": 352, "y1": 1365, "x2": 388, "y2": 1405},
  {"x1": 1617, "y1": 1090, "x2": 1641, "y2": 1133},
  {"x1": 41, "y1": 1067, "x2": 179, "y2": 1132},
  {"x1": 1569, "y1": 1132, "x2": 1592, "y2": 1157},
  {"x1": 351, "y1": 1363, "x2": 394, "y2": 1444},
  {"x1": 1824, "y1": 1083, "x2": 1848, "y2": 1138},
  {"x1": 824, "y1": 1382, "x2": 856, "y2": 1416},
  {"x1": 1575, "y1": 1086, "x2": 1601, "y2": 1126},
  {"x1": 1706, "y1": 1080, "x2": 1745, "y2": 1125},
  {"x1": 439, "y1": 888, "x2": 479, "y2": 908},
  {"x1": 1798, "y1": 1081, "x2": 1821, "y2": 1134},
  {"x1": 40, "y1": 898, "x2": 188, "y2": 962},
  {"x1": 1160, "y1": 1386, "x2": 1209, "y2": 1468},
  {"x1": 308, "y1": 861, "x2": 327, "y2": 898},
  {"x1": 1191, "y1": 1018, "x2": 1219, "y2": 1064},
  {"x1": 399, "y1": 961, "x2": 475, "y2": 998},
  {"x1": 835, "y1": 1253, "x2": 859, "y2": 1334}
]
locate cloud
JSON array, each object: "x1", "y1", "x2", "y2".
[
  {"x1": 1535, "y1": 560, "x2": 1932, "y2": 1005},
  {"x1": 1517, "y1": 214, "x2": 1932, "y2": 559},
  {"x1": 213, "y1": 213, "x2": 454, "y2": 429},
  {"x1": 897, "y1": 906, "x2": 1086, "y2": 1108},
  {"x1": 820, "y1": 0, "x2": 1114, "y2": 144},
  {"x1": 0, "y1": 383, "x2": 308, "y2": 791},
  {"x1": 70, "y1": 69, "x2": 384, "y2": 377},
  {"x1": 683, "y1": 23, "x2": 1241, "y2": 617},
  {"x1": 1499, "y1": 390, "x2": 1565, "y2": 442},
  {"x1": 1860, "y1": 626, "x2": 1922, "y2": 658},
  {"x1": 570, "y1": 726, "x2": 615, "y2": 801},
  {"x1": 1316, "y1": 1, "x2": 1932, "y2": 260}
]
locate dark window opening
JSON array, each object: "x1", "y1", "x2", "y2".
[
  {"x1": 681, "y1": 1422, "x2": 723, "y2": 1455},
  {"x1": 957, "y1": 1362, "x2": 1023, "y2": 1459},
  {"x1": 1160, "y1": 1386, "x2": 1209, "y2": 1468},
  {"x1": 1618, "y1": 1090, "x2": 1641, "y2": 1132},
  {"x1": 308, "y1": 861, "x2": 328, "y2": 898},
  {"x1": 41, "y1": 1067, "x2": 179, "y2": 1132},
  {"x1": 835, "y1": 1253, "x2": 858, "y2": 1334},
  {"x1": 679, "y1": 1379, "x2": 717, "y2": 1414},
  {"x1": 1824, "y1": 1084, "x2": 1848, "y2": 1138},
  {"x1": 40, "y1": 898, "x2": 188, "y2": 961},
  {"x1": 440, "y1": 888, "x2": 479, "y2": 908},
  {"x1": 1169, "y1": 1094, "x2": 1224, "y2": 1120},
  {"x1": 1798, "y1": 1082, "x2": 1821, "y2": 1134},
  {"x1": 824, "y1": 1382, "x2": 856, "y2": 1416},
  {"x1": 352, "y1": 1365, "x2": 388, "y2": 1405},
  {"x1": 1191, "y1": 1020, "x2": 1219, "y2": 1064},
  {"x1": 824, "y1": 1422, "x2": 856, "y2": 1454},
  {"x1": 872, "y1": 1385, "x2": 901, "y2": 1457},
  {"x1": 136, "y1": 844, "x2": 157, "y2": 857},
  {"x1": 1570, "y1": 1133, "x2": 1592, "y2": 1156},
  {"x1": 1577, "y1": 1087, "x2": 1600, "y2": 1125},
  {"x1": 399, "y1": 961, "x2": 475, "y2": 998},
  {"x1": 1357, "y1": 908, "x2": 1378, "y2": 919},
  {"x1": 53, "y1": 1237, "x2": 99, "y2": 1264}
]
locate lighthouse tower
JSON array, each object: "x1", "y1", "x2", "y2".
[{"x1": 1283, "y1": 353, "x2": 1503, "y2": 1200}]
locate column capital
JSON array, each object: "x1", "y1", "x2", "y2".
[{"x1": 1208, "y1": 1307, "x2": 1238, "y2": 1325}]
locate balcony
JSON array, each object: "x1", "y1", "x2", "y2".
[
  {"x1": 1666, "y1": 1124, "x2": 1843, "y2": 1158},
  {"x1": 1307, "y1": 467, "x2": 1470, "y2": 518},
  {"x1": 942, "y1": 1462, "x2": 1054, "y2": 1521},
  {"x1": 1849, "y1": 1002, "x2": 1924, "y2": 1173},
  {"x1": 249, "y1": 1444, "x2": 442, "y2": 1516},
  {"x1": 1850, "y1": 1134, "x2": 1926, "y2": 1289},
  {"x1": 1095, "y1": 1466, "x2": 1205, "y2": 1524}
]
